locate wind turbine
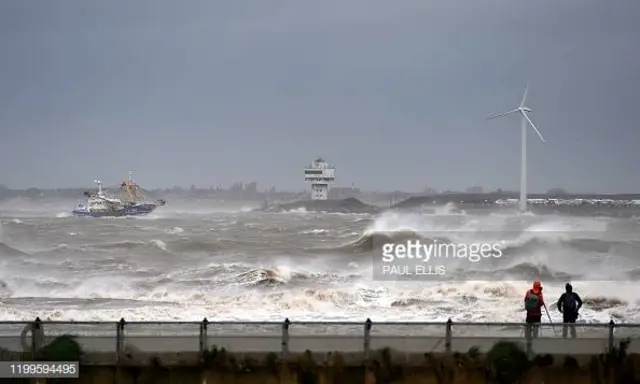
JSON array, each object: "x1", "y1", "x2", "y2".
[{"x1": 487, "y1": 82, "x2": 546, "y2": 212}]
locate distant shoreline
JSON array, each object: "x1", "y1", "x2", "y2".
[
  {"x1": 257, "y1": 195, "x2": 640, "y2": 216},
  {"x1": 3, "y1": 189, "x2": 640, "y2": 202}
]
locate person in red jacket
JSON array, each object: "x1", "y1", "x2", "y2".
[{"x1": 524, "y1": 280, "x2": 544, "y2": 338}]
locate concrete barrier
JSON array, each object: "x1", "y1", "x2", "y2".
[{"x1": 0, "y1": 318, "x2": 638, "y2": 363}]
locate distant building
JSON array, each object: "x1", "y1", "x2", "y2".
[
  {"x1": 304, "y1": 157, "x2": 336, "y2": 200},
  {"x1": 466, "y1": 186, "x2": 484, "y2": 194}
]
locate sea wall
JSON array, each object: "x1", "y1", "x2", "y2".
[{"x1": 9, "y1": 326, "x2": 639, "y2": 383}]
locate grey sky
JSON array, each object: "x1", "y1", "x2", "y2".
[{"x1": 1, "y1": 0, "x2": 638, "y2": 192}]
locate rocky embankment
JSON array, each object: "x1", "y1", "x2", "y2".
[{"x1": 259, "y1": 198, "x2": 381, "y2": 214}]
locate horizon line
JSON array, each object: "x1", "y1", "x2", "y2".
[{"x1": 2, "y1": 187, "x2": 640, "y2": 197}]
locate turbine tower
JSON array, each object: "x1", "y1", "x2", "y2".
[{"x1": 487, "y1": 82, "x2": 545, "y2": 212}]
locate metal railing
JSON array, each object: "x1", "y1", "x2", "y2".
[{"x1": 0, "y1": 318, "x2": 638, "y2": 363}]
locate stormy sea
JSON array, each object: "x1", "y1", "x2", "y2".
[{"x1": 0, "y1": 197, "x2": 638, "y2": 325}]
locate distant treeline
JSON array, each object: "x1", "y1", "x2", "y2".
[{"x1": 0, "y1": 186, "x2": 305, "y2": 201}]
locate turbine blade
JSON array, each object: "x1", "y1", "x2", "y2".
[
  {"x1": 520, "y1": 81, "x2": 529, "y2": 107},
  {"x1": 486, "y1": 109, "x2": 519, "y2": 120},
  {"x1": 522, "y1": 111, "x2": 546, "y2": 142}
]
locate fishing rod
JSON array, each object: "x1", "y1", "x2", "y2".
[{"x1": 543, "y1": 303, "x2": 558, "y2": 336}]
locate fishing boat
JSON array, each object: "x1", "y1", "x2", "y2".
[
  {"x1": 72, "y1": 180, "x2": 127, "y2": 217},
  {"x1": 71, "y1": 173, "x2": 166, "y2": 217},
  {"x1": 119, "y1": 171, "x2": 166, "y2": 215}
]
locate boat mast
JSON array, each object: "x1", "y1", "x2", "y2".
[
  {"x1": 94, "y1": 180, "x2": 104, "y2": 197},
  {"x1": 121, "y1": 170, "x2": 142, "y2": 203}
]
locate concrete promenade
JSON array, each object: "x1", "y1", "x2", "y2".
[{"x1": 0, "y1": 320, "x2": 638, "y2": 364}]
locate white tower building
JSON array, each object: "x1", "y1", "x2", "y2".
[{"x1": 304, "y1": 157, "x2": 336, "y2": 200}]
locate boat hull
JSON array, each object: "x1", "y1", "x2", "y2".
[
  {"x1": 72, "y1": 209, "x2": 126, "y2": 217},
  {"x1": 124, "y1": 203, "x2": 158, "y2": 216},
  {"x1": 72, "y1": 203, "x2": 159, "y2": 217}
]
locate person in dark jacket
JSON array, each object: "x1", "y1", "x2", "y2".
[
  {"x1": 557, "y1": 283, "x2": 582, "y2": 338},
  {"x1": 524, "y1": 280, "x2": 545, "y2": 338}
]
